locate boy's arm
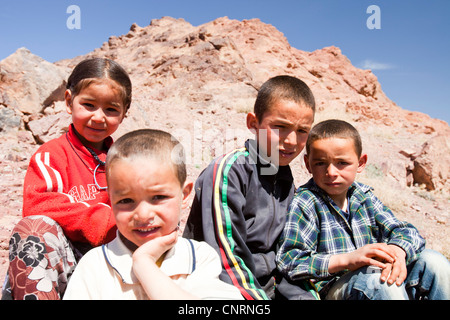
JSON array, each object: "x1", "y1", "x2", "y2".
[
  {"x1": 184, "y1": 156, "x2": 269, "y2": 300},
  {"x1": 327, "y1": 243, "x2": 396, "y2": 273},
  {"x1": 133, "y1": 231, "x2": 198, "y2": 300},
  {"x1": 23, "y1": 151, "x2": 116, "y2": 247},
  {"x1": 276, "y1": 194, "x2": 332, "y2": 282},
  {"x1": 370, "y1": 192, "x2": 426, "y2": 264}
]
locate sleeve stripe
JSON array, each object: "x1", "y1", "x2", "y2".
[
  {"x1": 212, "y1": 148, "x2": 268, "y2": 300},
  {"x1": 36, "y1": 152, "x2": 64, "y2": 193},
  {"x1": 35, "y1": 153, "x2": 53, "y2": 192},
  {"x1": 49, "y1": 167, "x2": 64, "y2": 194}
]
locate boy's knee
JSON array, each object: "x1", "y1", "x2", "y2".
[
  {"x1": 416, "y1": 249, "x2": 450, "y2": 271},
  {"x1": 409, "y1": 249, "x2": 450, "y2": 284},
  {"x1": 411, "y1": 249, "x2": 450, "y2": 282},
  {"x1": 407, "y1": 249, "x2": 450, "y2": 299}
]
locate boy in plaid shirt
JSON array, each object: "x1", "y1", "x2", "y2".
[{"x1": 276, "y1": 119, "x2": 450, "y2": 300}]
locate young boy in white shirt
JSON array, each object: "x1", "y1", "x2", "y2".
[{"x1": 64, "y1": 129, "x2": 243, "y2": 300}]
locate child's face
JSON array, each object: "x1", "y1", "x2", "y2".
[
  {"x1": 247, "y1": 99, "x2": 314, "y2": 167},
  {"x1": 65, "y1": 79, "x2": 126, "y2": 150},
  {"x1": 108, "y1": 157, "x2": 192, "y2": 249},
  {"x1": 305, "y1": 137, "x2": 367, "y2": 205}
]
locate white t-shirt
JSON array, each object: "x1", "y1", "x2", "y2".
[{"x1": 63, "y1": 235, "x2": 243, "y2": 300}]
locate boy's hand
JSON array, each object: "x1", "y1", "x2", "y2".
[
  {"x1": 133, "y1": 229, "x2": 178, "y2": 263},
  {"x1": 380, "y1": 245, "x2": 407, "y2": 286},
  {"x1": 132, "y1": 229, "x2": 197, "y2": 300},
  {"x1": 329, "y1": 243, "x2": 397, "y2": 273}
]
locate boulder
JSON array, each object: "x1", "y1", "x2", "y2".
[
  {"x1": 0, "y1": 48, "x2": 70, "y2": 115},
  {"x1": 412, "y1": 135, "x2": 450, "y2": 192}
]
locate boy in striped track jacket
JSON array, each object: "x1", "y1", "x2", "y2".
[{"x1": 183, "y1": 76, "x2": 316, "y2": 300}]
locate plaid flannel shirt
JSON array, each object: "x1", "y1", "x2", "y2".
[{"x1": 276, "y1": 178, "x2": 425, "y2": 292}]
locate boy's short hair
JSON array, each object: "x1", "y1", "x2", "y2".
[
  {"x1": 254, "y1": 75, "x2": 316, "y2": 121},
  {"x1": 106, "y1": 129, "x2": 186, "y2": 185},
  {"x1": 306, "y1": 119, "x2": 363, "y2": 157}
]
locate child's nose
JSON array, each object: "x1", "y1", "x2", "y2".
[
  {"x1": 326, "y1": 164, "x2": 338, "y2": 176},
  {"x1": 284, "y1": 131, "x2": 297, "y2": 147},
  {"x1": 91, "y1": 108, "x2": 106, "y2": 122},
  {"x1": 133, "y1": 202, "x2": 155, "y2": 224}
]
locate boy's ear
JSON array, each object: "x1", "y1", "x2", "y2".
[
  {"x1": 64, "y1": 90, "x2": 73, "y2": 114},
  {"x1": 181, "y1": 181, "x2": 194, "y2": 209},
  {"x1": 357, "y1": 154, "x2": 368, "y2": 173},
  {"x1": 304, "y1": 153, "x2": 312, "y2": 174},
  {"x1": 246, "y1": 112, "x2": 258, "y2": 133}
]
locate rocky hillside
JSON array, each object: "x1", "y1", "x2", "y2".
[{"x1": 1, "y1": 16, "x2": 449, "y2": 283}]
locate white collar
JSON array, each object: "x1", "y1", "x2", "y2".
[{"x1": 102, "y1": 233, "x2": 196, "y2": 284}]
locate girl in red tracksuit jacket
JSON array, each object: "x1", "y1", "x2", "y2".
[{"x1": 3, "y1": 58, "x2": 132, "y2": 300}]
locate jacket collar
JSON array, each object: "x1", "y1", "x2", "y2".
[
  {"x1": 301, "y1": 178, "x2": 373, "y2": 203},
  {"x1": 66, "y1": 124, "x2": 113, "y2": 168}
]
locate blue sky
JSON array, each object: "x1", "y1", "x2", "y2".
[{"x1": 0, "y1": 0, "x2": 449, "y2": 123}]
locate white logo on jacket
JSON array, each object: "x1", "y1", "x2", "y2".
[{"x1": 68, "y1": 184, "x2": 100, "y2": 202}]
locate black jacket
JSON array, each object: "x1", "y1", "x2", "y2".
[{"x1": 183, "y1": 139, "x2": 295, "y2": 300}]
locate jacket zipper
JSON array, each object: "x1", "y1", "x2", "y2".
[{"x1": 266, "y1": 178, "x2": 277, "y2": 249}]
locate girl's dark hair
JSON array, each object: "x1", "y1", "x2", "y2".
[
  {"x1": 254, "y1": 75, "x2": 315, "y2": 121},
  {"x1": 66, "y1": 58, "x2": 132, "y2": 112}
]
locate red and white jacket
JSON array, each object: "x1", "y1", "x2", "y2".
[{"x1": 22, "y1": 124, "x2": 117, "y2": 247}]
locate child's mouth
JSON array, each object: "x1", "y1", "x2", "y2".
[
  {"x1": 134, "y1": 227, "x2": 160, "y2": 236},
  {"x1": 325, "y1": 182, "x2": 341, "y2": 187},
  {"x1": 87, "y1": 127, "x2": 106, "y2": 133},
  {"x1": 279, "y1": 150, "x2": 295, "y2": 158}
]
